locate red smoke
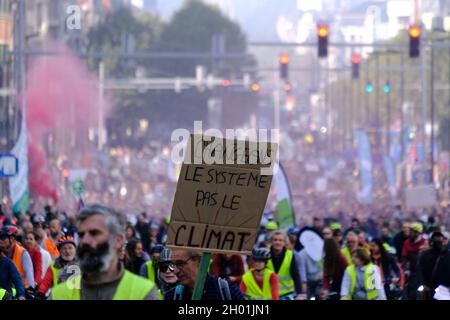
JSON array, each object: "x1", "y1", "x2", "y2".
[
  {"x1": 23, "y1": 42, "x2": 107, "y2": 204},
  {"x1": 28, "y1": 144, "x2": 58, "y2": 204}
]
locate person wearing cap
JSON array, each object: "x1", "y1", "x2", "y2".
[
  {"x1": 241, "y1": 248, "x2": 279, "y2": 300},
  {"x1": 51, "y1": 204, "x2": 159, "y2": 300},
  {"x1": 0, "y1": 226, "x2": 35, "y2": 288},
  {"x1": 416, "y1": 231, "x2": 450, "y2": 299},
  {"x1": 156, "y1": 248, "x2": 177, "y2": 298},
  {"x1": 139, "y1": 244, "x2": 164, "y2": 283},
  {"x1": 37, "y1": 235, "x2": 79, "y2": 296},
  {"x1": 402, "y1": 222, "x2": 427, "y2": 300}
]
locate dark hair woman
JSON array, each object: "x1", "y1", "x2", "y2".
[
  {"x1": 322, "y1": 238, "x2": 348, "y2": 300},
  {"x1": 124, "y1": 239, "x2": 148, "y2": 275},
  {"x1": 370, "y1": 238, "x2": 403, "y2": 299}
]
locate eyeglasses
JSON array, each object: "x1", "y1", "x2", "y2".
[
  {"x1": 173, "y1": 257, "x2": 194, "y2": 269},
  {"x1": 159, "y1": 262, "x2": 175, "y2": 273}
]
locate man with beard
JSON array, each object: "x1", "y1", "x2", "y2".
[
  {"x1": 51, "y1": 204, "x2": 159, "y2": 300},
  {"x1": 37, "y1": 236, "x2": 79, "y2": 296},
  {"x1": 44, "y1": 219, "x2": 63, "y2": 259}
]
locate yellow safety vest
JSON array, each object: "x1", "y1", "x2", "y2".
[
  {"x1": 267, "y1": 249, "x2": 295, "y2": 296},
  {"x1": 145, "y1": 260, "x2": 156, "y2": 283},
  {"x1": 51, "y1": 270, "x2": 155, "y2": 300},
  {"x1": 347, "y1": 263, "x2": 379, "y2": 300},
  {"x1": 341, "y1": 247, "x2": 353, "y2": 266},
  {"x1": 0, "y1": 288, "x2": 16, "y2": 299},
  {"x1": 242, "y1": 269, "x2": 274, "y2": 300},
  {"x1": 50, "y1": 261, "x2": 60, "y2": 286}
]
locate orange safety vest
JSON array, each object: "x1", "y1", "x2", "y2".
[
  {"x1": 12, "y1": 243, "x2": 28, "y2": 287},
  {"x1": 44, "y1": 237, "x2": 60, "y2": 259}
]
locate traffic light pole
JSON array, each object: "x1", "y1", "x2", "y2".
[
  {"x1": 386, "y1": 53, "x2": 391, "y2": 154},
  {"x1": 430, "y1": 40, "x2": 435, "y2": 184}
]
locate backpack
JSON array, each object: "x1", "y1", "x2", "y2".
[{"x1": 172, "y1": 277, "x2": 232, "y2": 300}]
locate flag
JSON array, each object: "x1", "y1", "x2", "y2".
[
  {"x1": 274, "y1": 163, "x2": 295, "y2": 229},
  {"x1": 355, "y1": 129, "x2": 373, "y2": 204},
  {"x1": 383, "y1": 155, "x2": 397, "y2": 198},
  {"x1": 8, "y1": 109, "x2": 29, "y2": 214}
]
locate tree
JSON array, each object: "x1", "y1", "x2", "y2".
[{"x1": 155, "y1": 0, "x2": 250, "y2": 77}]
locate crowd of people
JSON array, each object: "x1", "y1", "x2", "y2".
[{"x1": 1, "y1": 200, "x2": 449, "y2": 300}]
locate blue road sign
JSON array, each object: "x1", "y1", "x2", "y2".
[{"x1": 0, "y1": 154, "x2": 19, "y2": 177}]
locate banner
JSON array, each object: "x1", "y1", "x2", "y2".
[
  {"x1": 167, "y1": 134, "x2": 277, "y2": 255},
  {"x1": 9, "y1": 110, "x2": 29, "y2": 213},
  {"x1": 383, "y1": 155, "x2": 397, "y2": 198},
  {"x1": 274, "y1": 163, "x2": 295, "y2": 229},
  {"x1": 355, "y1": 129, "x2": 373, "y2": 204}
]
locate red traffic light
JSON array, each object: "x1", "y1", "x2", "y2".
[
  {"x1": 409, "y1": 25, "x2": 421, "y2": 38},
  {"x1": 279, "y1": 53, "x2": 289, "y2": 65},
  {"x1": 317, "y1": 25, "x2": 329, "y2": 38},
  {"x1": 222, "y1": 79, "x2": 231, "y2": 87},
  {"x1": 251, "y1": 83, "x2": 261, "y2": 92},
  {"x1": 351, "y1": 53, "x2": 361, "y2": 64},
  {"x1": 283, "y1": 82, "x2": 292, "y2": 92}
]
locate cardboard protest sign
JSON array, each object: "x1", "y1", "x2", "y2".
[
  {"x1": 404, "y1": 185, "x2": 437, "y2": 210},
  {"x1": 167, "y1": 134, "x2": 277, "y2": 255}
]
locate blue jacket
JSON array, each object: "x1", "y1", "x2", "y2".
[{"x1": 0, "y1": 256, "x2": 25, "y2": 298}]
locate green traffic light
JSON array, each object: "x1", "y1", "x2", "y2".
[
  {"x1": 366, "y1": 83, "x2": 373, "y2": 93},
  {"x1": 384, "y1": 83, "x2": 390, "y2": 94}
]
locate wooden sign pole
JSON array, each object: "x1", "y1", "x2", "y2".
[{"x1": 192, "y1": 252, "x2": 211, "y2": 300}]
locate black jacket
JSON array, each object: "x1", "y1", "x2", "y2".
[
  {"x1": 417, "y1": 248, "x2": 450, "y2": 291},
  {"x1": 164, "y1": 274, "x2": 245, "y2": 300}
]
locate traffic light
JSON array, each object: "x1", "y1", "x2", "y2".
[
  {"x1": 251, "y1": 83, "x2": 261, "y2": 93},
  {"x1": 409, "y1": 25, "x2": 421, "y2": 58},
  {"x1": 283, "y1": 82, "x2": 292, "y2": 93},
  {"x1": 384, "y1": 81, "x2": 391, "y2": 94},
  {"x1": 365, "y1": 82, "x2": 373, "y2": 93},
  {"x1": 351, "y1": 53, "x2": 361, "y2": 79},
  {"x1": 317, "y1": 24, "x2": 329, "y2": 58},
  {"x1": 279, "y1": 53, "x2": 289, "y2": 80}
]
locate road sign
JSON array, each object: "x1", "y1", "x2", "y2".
[{"x1": 0, "y1": 154, "x2": 18, "y2": 177}]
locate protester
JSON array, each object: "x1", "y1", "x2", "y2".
[
  {"x1": 0, "y1": 253, "x2": 26, "y2": 300},
  {"x1": 402, "y1": 222, "x2": 427, "y2": 300},
  {"x1": 322, "y1": 238, "x2": 348, "y2": 300},
  {"x1": 370, "y1": 238, "x2": 402, "y2": 299},
  {"x1": 393, "y1": 222, "x2": 411, "y2": 261},
  {"x1": 51, "y1": 204, "x2": 159, "y2": 300},
  {"x1": 267, "y1": 231, "x2": 305, "y2": 300},
  {"x1": 417, "y1": 232, "x2": 450, "y2": 299},
  {"x1": 241, "y1": 248, "x2": 279, "y2": 300},
  {"x1": 125, "y1": 239, "x2": 148, "y2": 275},
  {"x1": 340, "y1": 248, "x2": 386, "y2": 300},
  {"x1": 164, "y1": 249, "x2": 244, "y2": 300},
  {"x1": 297, "y1": 244, "x2": 323, "y2": 299},
  {"x1": 23, "y1": 231, "x2": 43, "y2": 285},
  {"x1": 0, "y1": 226, "x2": 35, "y2": 288},
  {"x1": 341, "y1": 232, "x2": 359, "y2": 265}
]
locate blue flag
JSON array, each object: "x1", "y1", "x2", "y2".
[{"x1": 355, "y1": 129, "x2": 373, "y2": 204}]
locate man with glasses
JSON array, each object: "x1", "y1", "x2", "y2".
[{"x1": 164, "y1": 249, "x2": 245, "y2": 300}]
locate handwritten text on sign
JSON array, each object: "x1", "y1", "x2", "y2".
[{"x1": 167, "y1": 136, "x2": 276, "y2": 255}]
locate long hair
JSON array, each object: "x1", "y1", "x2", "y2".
[
  {"x1": 370, "y1": 238, "x2": 389, "y2": 267},
  {"x1": 323, "y1": 238, "x2": 341, "y2": 277}
]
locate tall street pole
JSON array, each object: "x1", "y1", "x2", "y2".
[{"x1": 430, "y1": 40, "x2": 435, "y2": 184}]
